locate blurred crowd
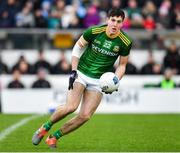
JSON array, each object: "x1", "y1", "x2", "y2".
[
  {"x1": 3, "y1": 41, "x2": 180, "y2": 74},
  {"x1": 0, "y1": 0, "x2": 179, "y2": 30},
  {"x1": 0, "y1": 50, "x2": 71, "y2": 75},
  {"x1": 0, "y1": 0, "x2": 180, "y2": 89},
  {"x1": 1, "y1": 42, "x2": 180, "y2": 76},
  {"x1": 127, "y1": 41, "x2": 180, "y2": 75},
  {"x1": 1, "y1": 49, "x2": 71, "y2": 89},
  {"x1": 0, "y1": 41, "x2": 180, "y2": 88}
]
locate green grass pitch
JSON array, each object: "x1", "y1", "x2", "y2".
[{"x1": 0, "y1": 113, "x2": 180, "y2": 152}]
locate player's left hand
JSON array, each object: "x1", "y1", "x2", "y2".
[
  {"x1": 68, "y1": 70, "x2": 77, "y2": 90},
  {"x1": 102, "y1": 89, "x2": 118, "y2": 94},
  {"x1": 104, "y1": 91, "x2": 113, "y2": 94}
]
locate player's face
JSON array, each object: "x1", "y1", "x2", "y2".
[{"x1": 107, "y1": 16, "x2": 123, "y2": 35}]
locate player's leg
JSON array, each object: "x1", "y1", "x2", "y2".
[
  {"x1": 61, "y1": 90, "x2": 102, "y2": 134},
  {"x1": 46, "y1": 90, "x2": 102, "y2": 148},
  {"x1": 50, "y1": 82, "x2": 85, "y2": 124},
  {"x1": 32, "y1": 82, "x2": 85, "y2": 145}
]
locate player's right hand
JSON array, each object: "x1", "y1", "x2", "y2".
[{"x1": 68, "y1": 70, "x2": 77, "y2": 90}]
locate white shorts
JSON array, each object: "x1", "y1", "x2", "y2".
[{"x1": 75, "y1": 70, "x2": 102, "y2": 93}]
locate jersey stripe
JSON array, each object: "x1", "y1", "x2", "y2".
[
  {"x1": 119, "y1": 35, "x2": 129, "y2": 45},
  {"x1": 92, "y1": 27, "x2": 106, "y2": 34},
  {"x1": 92, "y1": 28, "x2": 106, "y2": 33},
  {"x1": 92, "y1": 29, "x2": 106, "y2": 34},
  {"x1": 118, "y1": 32, "x2": 130, "y2": 46},
  {"x1": 119, "y1": 32, "x2": 130, "y2": 44},
  {"x1": 118, "y1": 35, "x2": 129, "y2": 46},
  {"x1": 92, "y1": 27, "x2": 106, "y2": 31}
]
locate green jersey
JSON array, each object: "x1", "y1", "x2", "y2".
[{"x1": 78, "y1": 25, "x2": 132, "y2": 79}]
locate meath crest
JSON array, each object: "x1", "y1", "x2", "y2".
[{"x1": 113, "y1": 46, "x2": 119, "y2": 52}]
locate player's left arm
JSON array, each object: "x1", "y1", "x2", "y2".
[
  {"x1": 115, "y1": 36, "x2": 132, "y2": 80},
  {"x1": 115, "y1": 55, "x2": 129, "y2": 80}
]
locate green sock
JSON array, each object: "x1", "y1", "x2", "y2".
[
  {"x1": 43, "y1": 121, "x2": 53, "y2": 131},
  {"x1": 52, "y1": 130, "x2": 63, "y2": 140}
]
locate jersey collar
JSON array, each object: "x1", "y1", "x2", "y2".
[{"x1": 105, "y1": 26, "x2": 120, "y2": 39}]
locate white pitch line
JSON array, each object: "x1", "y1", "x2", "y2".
[{"x1": 0, "y1": 115, "x2": 41, "y2": 141}]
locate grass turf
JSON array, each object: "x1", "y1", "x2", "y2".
[{"x1": 0, "y1": 113, "x2": 179, "y2": 152}]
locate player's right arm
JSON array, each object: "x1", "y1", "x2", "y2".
[
  {"x1": 68, "y1": 36, "x2": 88, "y2": 90},
  {"x1": 71, "y1": 25, "x2": 102, "y2": 70},
  {"x1": 69, "y1": 26, "x2": 96, "y2": 90},
  {"x1": 71, "y1": 36, "x2": 88, "y2": 70}
]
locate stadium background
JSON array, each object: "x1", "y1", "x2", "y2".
[{"x1": 0, "y1": 0, "x2": 180, "y2": 152}]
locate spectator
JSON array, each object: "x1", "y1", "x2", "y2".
[
  {"x1": 125, "y1": 61, "x2": 138, "y2": 75},
  {"x1": 41, "y1": 0, "x2": 51, "y2": 20},
  {"x1": 73, "y1": 0, "x2": 86, "y2": 25},
  {"x1": 83, "y1": 4, "x2": 100, "y2": 28},
  {"x1": 144, "y1": 68, "x2": 176, "y2": 88},
  {"x1": 33, "y1": 50, "x2": 52, "y2": 73},
  {"x1": 0, "y1": 55, "x2": 9, "y2": 74},
  {"x1": 0, "y1": 10, "x2": 14, "y2": 28},
  {"x1": 48, "y1": 9, "x2": 61, "y2": 29},
  {"x1": 141, "y1": 52, "x2": 154, "y2": 74},
  {"x1": 142, "y1": 1, "x2": 157, "y2": 19},
  {"x1": 170, "y1": 3, "x2": 180, "y2": 29},
  {"x1": 7, "y1": 69, "x2": 25, "y2": 88},
  {"x1": 52, "y1": 52, "x2": 71, "y2": 74},
  {"x1": 111, "y1": 0, "x2": 122, "y2": 9},
  {"x1": 156, "y1": 0, "x2": 172, "y2": 29},
  {"x1": 34, "y1": 9, "x2": 48, "y2": 28},
  {"x1": 140, "y1": 52, "x2": 163, "y2": 75},
  {"x1": 99, "y1": 0, "x2": 110, "y2": 12},
  {"x1": 47, "y1": 0, "x2": 67, "y2": 29},
  {"x1": 156, "y1": 68, "x2": 177, "y2": 89},
  {"x1": 68, "y1": 14, "x2": 80, "y2": 28},
  {"x1": 143, "y1": 15, "x2": 156, "y2": 30},
  {"x1": 122, "y1": 10, "x2": 131, "y2": 30},
  {"x1": 11, "y1": 55, "x2": 25, "y2": 70},
  {"x1": 0, "y1": 0, "x2": 20, "y2": 27},
  {"x1": 15, "y1": 1, "x2": 34, "y2": 27},
  {"x1": 125, "y1": 0, "x2": 143, "y2": 28},
  {"x1": 61, "y1": 4, "x2": 80, "y2": 28},
  {"x1": 31, "y1": 68, "x2": 51, "y2": 88},
  {"x1": 65, "y1": 6, "x2": 80, "y2": 29},
  {"x1": 163, "y1": 41, "x2": 180, "y2": 74},
  {"x1": 0, "y1": 0, "x2": 179, "y2": 30},
  {"x1": 33, "y1": 0, "x2": 42, "y2": 11},
  {"x1": 152, "y1": 63, "x2": 163, "y2": 75},
  {"x1": 11, "y1": 55, "x2": 34, "y2": 74},
  {"x1": 18, "y1": 60, "x2": 34, "y2": 74}
]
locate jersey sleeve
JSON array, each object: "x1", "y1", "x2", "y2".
[
  {"x1": 120, "y1": 41, "x2": 132, "y2": 56},
  {"x1": 83, "y1": 27, "x2": 93, "y2": 42}
]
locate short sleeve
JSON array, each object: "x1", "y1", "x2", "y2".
[
  {"x1": 120, "y1": 41, "x2": 132, "y2": 56},
  {"x1": 83, "y1": 27, "x2": 93, "y2": 42}
]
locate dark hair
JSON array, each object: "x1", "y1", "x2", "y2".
[{"x1": 107, "y1": 9, "x2": 125, "y2": 21}]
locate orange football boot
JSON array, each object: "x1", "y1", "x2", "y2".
[
  {"x1": 45, "y1": 135, "x2": 57, "y2": 148},
  {"x1": 32, "y1": 125, "x2": 48, "y2": 145}
]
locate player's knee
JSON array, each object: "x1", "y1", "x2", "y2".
[
  {"x1": 66, "y1": 105, "x2": 77, "y2": 113},
  {"x1": 78, "y1": 113, "x2": 91, "y2": 122}
]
